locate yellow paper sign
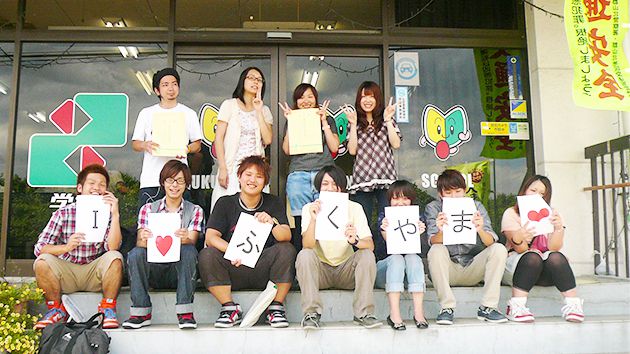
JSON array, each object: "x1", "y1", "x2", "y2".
[
  {"x1": 480, "y1": 121, "x2": 509, "y2": 136},
  {"x1": 287, "y1": 108, "x2": 323, "y2": 155},
  {"x1": 565, "y1": 0, "x2": 630, "y2": 111},
  {"x1": 152, "y1": 111, "x2": 187, "y2": 157}
]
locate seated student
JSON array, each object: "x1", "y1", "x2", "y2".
[
  {"x1": 34, "y1": 164, "x2": 123, "y2": 329},
  {"x1": 123, "y1": 160, "x2": 203, "y2": 330},
  {"x1": 296, "y1": 165, "x2": 381, "y2": 329},
  {"x1": 425, "y1": 169, "x2": 508, "y2": 325},
  {"x1": 375, "y1": 180, "x2": 428, "y2": 330},
  {"x1": 199, "y1": 155, "x2": 295, "y2": 328},
  {"x1": 501, "y1": 175, "x2": 584, "y2": 323}
]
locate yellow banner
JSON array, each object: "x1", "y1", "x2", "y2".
[
  {"x1": 565, "y1": 0, "x2": 630, "y2": 111},
  {"x1": 480, "y1": 122, "x2": 510, "y2": 136}
]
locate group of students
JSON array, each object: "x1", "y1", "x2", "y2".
[{"x1": 32, "y1": 66, "x2": 585, "y2": 332}]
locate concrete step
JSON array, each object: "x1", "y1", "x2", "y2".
[
  {"x1": 62, "y1": 276, "x2": 630, "y2": 324},
  {"x1": 104, "y1": 316, "x2": 630, "y2": 354}
]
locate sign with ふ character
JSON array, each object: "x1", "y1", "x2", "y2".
[
  {"x1": 385, "y1": 205, "x2": 422, "y2": 255},
  {"x1": 75, "y1": 195, "x2": 110, "y2": 243},
  {"x1": 442, "y1": 197, "x2": 477, "y2": 245},
  {"x1": 224, "y1": 213, "x2": 272, "y2": 268},
  {"x1": 315, "y1": 191, "x2": 349, "y2": 241}
]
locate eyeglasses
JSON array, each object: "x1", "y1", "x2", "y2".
[
  {"x1": 165, "y1": 177, "x2": 186, "y2": 186},
  {"x1": 246, "y1": 75, "x2": 264, "y2": 83}
]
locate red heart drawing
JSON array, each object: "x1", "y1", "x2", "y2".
[
  {"x1": 155, "y1": 235, "x2": 173, "y2": 256},
  {"x1": 528, "y1": 208, "x2": 550, "y2": 222}
]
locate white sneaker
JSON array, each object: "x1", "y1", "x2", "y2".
[
  {"x1": 506, "y1": 297, "x2": 535, "y2": 323},
  {"x1": 561, "y1": 297, "x2": 584, "y2": 323}
]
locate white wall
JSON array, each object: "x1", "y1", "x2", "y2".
[{"x1": 525, "y1": 0, "x2": 625, "y2": 275}]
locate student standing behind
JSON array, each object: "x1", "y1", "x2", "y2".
[
  {"x1": 425, "y1": 169, "x2": 508, "y2": 325},
  {"x1": 34, "y1": 164, "x2": 123, "y2": 330},
  {"x1": 123, "y1": 160, "x2": 204, "y2": 330},
  {"x1": 501, "y1": 175, "x2": 584, "y2": 323},
  {"x1": 296, "y1": 165, "x2": 381, "y2": 329},
  {"x1": 132, "y1": 68, "x2": 202, "y2": 208},
  {"x1": 375, "y1": 180, "x2": 428, "y2": 330},
  {"x1": 345, "y1": 81, "x2": 401, "y2": 232},
  {"x1": 280, "y1": 83, "x2": 338, "y2": 250},
  {"x1": 211, "y1": 67, "x2": 273, "y2": 211}
]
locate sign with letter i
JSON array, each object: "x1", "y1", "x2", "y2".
[{"x1": 75, "y1": 195, "x2": 111, "y2": 243}]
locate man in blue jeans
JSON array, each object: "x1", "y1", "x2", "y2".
[{"x1": 123, "y1": 160, "x2": 204, "y2": 330}]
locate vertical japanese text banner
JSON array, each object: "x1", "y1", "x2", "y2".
[{"x1": 565, "y1": 0, "x2": 630, "y2": 111}]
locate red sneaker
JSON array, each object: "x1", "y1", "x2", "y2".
[
  {"x1": 35, "y1": 302, "x2": 68, "y2": 330},
  {"x1": 98, "y1": 299, "x2": 119, "y2": 329}
]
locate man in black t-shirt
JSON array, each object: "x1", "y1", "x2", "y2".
[{"x1": 199, "y1": 155, "x2": 296, "y2": 328}]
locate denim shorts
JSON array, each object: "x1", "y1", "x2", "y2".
[{"x1": 286, "y1": 170, "x2": 319, "y2": 216}]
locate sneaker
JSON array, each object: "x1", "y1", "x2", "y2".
[
  {"x1": 506, "y1": 298, "x2": 535, "y2": 323},
  {"x1": 436, "y1": 308, "x2": 454, "y2": 325},
  {"x1": 35, "y1": 304, "x2": 69, "y2": 330},
  {"x1": 177, "y1": 313, "x2": 197, "y2": 329},
  {"x1": 122, "y1": 314, "x2": 152, "y2": 329},
  {"x1": 215, "y1": 303, "x2": 243, "y2": 328},
  {"x1": 266, "y1": 302, "x2": 289, "y2": 328},
  {"x1": 353, "y1": 314, "x2": 382, "y2": 329},
  {"x1": 97, "y1": 305, "x2": 120, "y2": 329},
  {"x1": 477, "y1": 306, "x2": 508, "y2": 323},
  {"x1": 301, "y1": 313, "x2": 321, "y2": 329},
  {"x1": 561, "y1": 297, "x2": 584, "y2": 323}
]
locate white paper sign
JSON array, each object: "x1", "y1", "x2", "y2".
[
  {"x1": 147, "y1": 213, "x2": 181, "y2": 263},
  {"x1": 517, "y1": 195, "x2": 554, "y2": 235},
  {"x1": 75, "y1": 195, "x2": 110, "y2": 243},
  {"x1": 315, "y1": 191, "x2": 349, "y2": 241},
  {"x1": 442, "y1": 197, "x2": 477, "y2": 245},
  {"x1": 395, "y1": 86, "x2": 409, "y2": 123},
  {"x1": 224, "y1": 213, "x2": 272, "y2": 268},
  {"x1": 394, "y1": 52, "x2": 420, "y2": 86},
  {"x1": 385, "y1": 206, "x2": 421, "y2": 255}
]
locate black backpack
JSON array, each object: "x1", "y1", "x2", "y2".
[{"x1": 38, "y1": 313, "x2": 110, "y2": 354}]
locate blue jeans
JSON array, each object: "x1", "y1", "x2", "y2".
[
  {"x1": 350, "y1": 189, "x2": 388, "y2": 233},
  {"x1": 375, "y1": 254, "x2": 426, "y2": 293},
  {"x1": 286, "y1": 170, "x2": 319, "y2": 216},
  {"x1": 127, "y1": 245, "x2": 198, "y2": 315}
]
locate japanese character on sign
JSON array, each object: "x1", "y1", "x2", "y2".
[
  {"x1": 224, "y1": 213, "x2": 272, "y2": 268},
  {"x1": 315, "y1": 191, "x2": 349, "y2": 241},
  {"x1": 49, "y1": 193, "x2": 75, "y2": 209},
  {"x1": 385, "y1": 205, "x2": 422, "y2": 255},
  {"x1": 442, "y1": 197, "x2": 478, "y2": 245}
]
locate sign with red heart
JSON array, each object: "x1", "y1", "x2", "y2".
[
  {"x1": 527, "y1": 208, "x2": 550, "y2": 222},
  {"x1": 517, "y1": 195, "x2": 554, "y2": 235},
  {"x1": 147, "y1": 213, "x2": 181, "y2": 263},
  {"x1": 155, "y1": 235, "x2": 173, "y2": 256}
]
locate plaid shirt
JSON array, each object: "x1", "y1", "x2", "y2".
[
  {"x1": 137, "y1": 197, "x2": 204, "y2": 232},
  {"x1": 349, "y1": 121, "x2": 402, "y2": 192},
  {"x1": 34, "y1": 203, "x2": 112, "y2": 265}
]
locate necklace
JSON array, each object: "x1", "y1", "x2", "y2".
[{"x1": 239, "y1": 194, "x2": 263, "y2": 211}]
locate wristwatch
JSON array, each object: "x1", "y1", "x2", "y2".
[{"x1": 349, "y1": 236, "x2": 359, "y2": 246}]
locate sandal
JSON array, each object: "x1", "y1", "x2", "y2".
[
  {"x1": 414, "y1": 317, "x2": 429, "y2": 329},
  {"x1": 387, "y1": 316, "x2": 406, "y2": 331}
]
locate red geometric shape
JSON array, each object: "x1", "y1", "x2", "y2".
[
  {"x1": 50, "y1": 99, "x2": 75, "y2": 134},
  {"x1": 80, "y1": 146, "x2": 106, "y2": 170},
  {"x1": 156, "y1": 235, "x2": 173, "y2": 256}
]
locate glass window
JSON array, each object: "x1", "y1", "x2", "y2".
[
  {"x1": 395, "y1": 0, "x2": 519, "y2": 30},
  {"x1": 25, "y1": 0, "x2": 169, "y2": 30},
  {"x1": 0, "y1": 42, "x2": 13, "y2": 235},
  {"x1": 177, "y1": 0, "x2": 381, "y2": 31},
  {"x1": 389, "y1": 48, "x2": 528, "y2": 234},
  {"x1": 8, "y1": 42, "x2": 166, "y2": 259},
  {"x1": 0, "y1": 1, "x2": 18, "y2": 32}
]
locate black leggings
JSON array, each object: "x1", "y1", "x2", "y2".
[{"x1": 512, "y1": 252, "x2": 576, "y2": 292}]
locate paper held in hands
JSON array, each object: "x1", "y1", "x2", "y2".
[
  {"x1": 287, "y1": 108, "x2": 324, "y2": 155},
  {"x1": 76, "y1": 195, "x2": 111, "y2": 243},
  {"x1": 442, "y1": 197, "x2": 477, "y2": 245},
  {"x1": 517, "y1": 195, "x2": 554, "y2": 235},
  {"x1": 152, "y1": 111, "x2": 187, "y2": 157},
  {"x1": 147, "y1": 213, "x2": 181, "y2": 263},
  {"x1": 224, "y1": 213, "x2": 272, "y2": 268},
  {"x1": 385, "y1": 205, "x2": 422, "y2": 255},
  {"x1": 315, "y1": 191, "x2": 349, "y2": 241}
]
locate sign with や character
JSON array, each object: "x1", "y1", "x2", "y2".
[{"x1": 385, "y1": 205, "x2": 421, "y2": 254}]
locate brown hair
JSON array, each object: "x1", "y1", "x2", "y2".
[
  {"x1": 237, "y1": 155, "x2": 270, "y2": 185},
  {"x1": 387, "y1": 180, "x2": 417, "y2": 204},
  {"x1": 355, "y1": 81, "x2": 385, "y2": 132},
  {"x1": 514, "y1": 175, "x2": 552, "y2": 214},
  {"x1": 437, "y1": 169, "x2": 466, "y2": 195},
  {"x1": 77, "y1": 164, "x2": 109, "y2": 187},
  {"x1": 159, "y1": 159, "x2": 192, "y2": 187},
  {"x1": 292, "y1": 83, "x2": 319, "y2": 109}
]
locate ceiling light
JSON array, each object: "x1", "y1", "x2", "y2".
[
  {"x1": 28, "y1": 111, "x2": 46, "y2": 123},
  {"x1": 0, "y1": 82, "x2": 8, "y2": 95},
  {"x1": 301, "y1": 71, "x2": 319, "y2": 87},
  {"x1": 135, "y1": 71, "x2": 153, "y2": 95},
  {"x1": 315, "y1": 20, "x2": 336, "y2": 31},
  {"x1": 102, "y1": 18, "x2": 127, "y2": 28}
]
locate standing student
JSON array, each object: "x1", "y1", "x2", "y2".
[
  {"x1": 345, "y1": 81, "x2": 401, "y2": 232},
  {"x1": 34, "y1": 164, "x2": 123, "y2": 329},
  {"x1": 375, "y1": 180, "x2": 428, "y2": 330},
  {"x1": 132, "y1": 68, "x2": 203, "y2": 208},
  {"x1": 502, "y1": 175, "x2": 584, "y2": 323},
  {"x1": 123, "y1": 160, "x2": 204, "y2": 330},
  {"x1": 280, "y1": 83, "x2": 338, "y2": 250},
  {"x1": 211, "y1": 67, "x2": 273, "y2": 211}
]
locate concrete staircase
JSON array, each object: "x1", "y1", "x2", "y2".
[{"x1": 58, "y1": 276, "x2": 630, "y2": 353}]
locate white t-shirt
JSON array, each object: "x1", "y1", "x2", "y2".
[{"x1": 132, "y1": 103, "x2": 203, "y2": 188}]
